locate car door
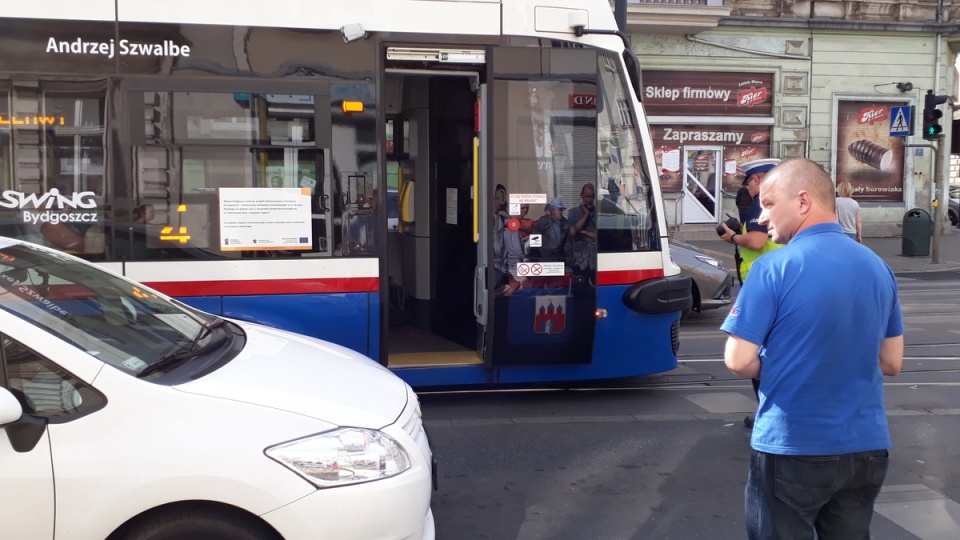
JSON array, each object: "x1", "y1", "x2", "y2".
[{"x1": 0, "y1": 336, "x2": 55, "y2": 539}]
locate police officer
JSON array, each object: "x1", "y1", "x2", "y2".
[
  {"x1": 720, "y1": 158, "x2": 783, "y2": 428},
  {"x1": 720, "y1": 158, "x2": 782, "y2": 284}
]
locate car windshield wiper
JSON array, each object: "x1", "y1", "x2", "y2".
[
  {"x1": 137, "y1": 318, "x2": 228, "y2": 379},
  {"x1": 188, "y1": 317, "x2": 227, "y2": 351}
]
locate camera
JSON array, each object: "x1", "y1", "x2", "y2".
[{"x1": 715, "y1": 214, "x2": 742, "y2": 236}]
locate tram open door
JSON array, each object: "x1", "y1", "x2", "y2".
[
  {"x1": 382, "y1": 47, "x2": 599, "y2": 385},
  {"x1": 382, "y1": 57, "x2": 487, "y2": 380}
]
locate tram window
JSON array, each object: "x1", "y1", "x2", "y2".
[
  {"x1": 596, "y1": 52, "x2": 658, "y2": 252},
  {"x1": 0, "y1": 81, "x2": 108, "y2": 258},
  {"x1": 145, "y1": 91, "x2": 315, "y2": 146},
  {"x1": 0, "y1": 84, "x2": 107, "y2": 198},
  {"x1": 125, "y1": 145, "x2": 338, "y2": 260},
  {"x1": 385, "y1": 117, "x2": 409, "y2": 161},
  {"x1": 0, "y1": 89, "x2": 9, "y2": 191}
]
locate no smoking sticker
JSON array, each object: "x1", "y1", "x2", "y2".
[{"x1": 516, "y1": 261, "x2": 564, "y2": 277}]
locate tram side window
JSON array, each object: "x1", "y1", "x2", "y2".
[
  {"x1": 124, "y1": 91, "x2": 342, "y2": 261},
  {"x1": 0, "y1": 89, "x2": 8, "y2": 195},
  {"x1": 595, "y1": 52, "x2": 658, "y2": 253},
  {"x1": 0, "y1": 81, "x2": 108, "y2": 258}
]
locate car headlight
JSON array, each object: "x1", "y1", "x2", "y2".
[
  {"x1": 266, "y1": 427, "x2": 411, "y2": 488},
  {"x1": 695, "y1": 255, "x2": 722, "y2": 268}
]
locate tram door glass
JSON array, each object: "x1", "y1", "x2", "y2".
[{"x1": 486, "y1": 48, "x2": 599, "y2": 366}]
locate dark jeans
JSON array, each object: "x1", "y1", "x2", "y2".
[{"x1": 746, "y1": 449, "x2": 889, "y2": 540}]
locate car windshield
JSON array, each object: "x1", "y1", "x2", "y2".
[{"x1": 0, "y1": 238, "x2": 224, "y2": 376}]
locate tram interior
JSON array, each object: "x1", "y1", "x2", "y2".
[{"x1": 384, "y1": 72, "x2": 481, "y2": 368}]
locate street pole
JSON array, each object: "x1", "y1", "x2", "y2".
[
  {"x1": 614, "y1": 0, "x2": 627, "y2": 33},
  {"x1": 932, "y1": 135, "x2": 945, "y2": 264}
]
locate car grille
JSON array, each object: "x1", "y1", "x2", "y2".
[
  {"x1": 398, "y1": 389, "x2": 431, "y2": 464},
  {"x1": 671, "y1": 319, "x2": 680, "y2": 355}
]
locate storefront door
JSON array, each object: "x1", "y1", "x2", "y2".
[{"x1": 682, "y1": 147, "x2": 721, "y2": 224}]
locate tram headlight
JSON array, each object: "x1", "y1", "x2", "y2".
[{"x1": 266, "y1": 427, "x2": 411, "y2": 488}]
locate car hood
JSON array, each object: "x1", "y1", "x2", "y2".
[
  {"x1": 173, "y1": 322, "x2": 408, "y2": 429},
  {"x1": 670, "y1": 240, "x2": 714, "y2": 267}
]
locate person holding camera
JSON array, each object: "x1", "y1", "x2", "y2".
[{"x1": 720, "y1": 158, "x2": 783, "y2": 285}]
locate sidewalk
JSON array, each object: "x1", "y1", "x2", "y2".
[
  {"x1": 683, "y1": 226, "x2": 960, "y2": 276},
  {"x1": 862, "y1": 226, "x2": 960, "y2": 274}
]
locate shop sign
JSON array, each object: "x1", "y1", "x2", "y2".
[
  {"x1": 651, "y1": 125, "x2": 772, "y2": 192},
  {"x1": 642, "y1": 71, "x2": 774, "y2": 117}
]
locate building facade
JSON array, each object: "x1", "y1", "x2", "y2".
[{"x1": 626, "y1": 0, "x2": 960, "y2": 237}]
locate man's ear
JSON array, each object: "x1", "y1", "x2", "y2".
[{"x1": 797, "y1": 190, "x2": 812, "y2": 214}]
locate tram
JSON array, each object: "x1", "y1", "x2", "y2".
[{"x1": 0, "y1": 0, "x2": 692, "y2": 388}]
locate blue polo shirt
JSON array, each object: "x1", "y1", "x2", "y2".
[{"x1": 721, "y1": 223, "x2": 903, "y2": 455}]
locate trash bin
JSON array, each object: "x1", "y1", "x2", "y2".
[{"x1": 902, "y1": 208, "x2": 932, "y2": 257}]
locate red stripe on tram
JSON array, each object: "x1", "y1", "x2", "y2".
[
  {"x1": 143, "y1": 277, "x2": 381, "y2": 297},
  {"x1": 596, "y1": 268, "x2": 664, "y2": 286}
]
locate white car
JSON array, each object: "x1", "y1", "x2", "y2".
[{"x1": 0, "y1": 237, "x2": 434, "y2": 539}]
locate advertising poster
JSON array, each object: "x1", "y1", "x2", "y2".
[
  {"x1": 652, "y1": 126, "x2": 772, "y2": 192},
  {"x1": 219, "y1": 187, "x2": 312, "y2": 251},
  {"x1": 835, "y1": 100, "x2": 906, "y2": 203}
]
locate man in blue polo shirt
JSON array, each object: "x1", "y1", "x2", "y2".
[{"x1": 721, "y1": 158, "x2": 904, "y2": 539}]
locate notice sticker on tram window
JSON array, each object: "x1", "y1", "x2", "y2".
[
  {"x1": 300, "y1": 175, "x2": 317, "y2": 193},
  {"x1": 528, "y1": 234, "x2": 542, "y2": 248},
  {"x1": 509, "y1": 203, "x2": 521, "y2": 216},
  {"x1": 516, "y1": 261, "x2": 564, "y2": 277},
  {"x1": 509, "y1": 193, "x2": 547, "y2": 204},
  {"x1": 219, "y1": 187, "x2": 312, "y2": 251}
]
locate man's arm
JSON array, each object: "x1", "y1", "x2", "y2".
[
  {"x1": 720, "y1": 224, "x2": 767, "y2": 250},
  {"x1": 879, "y1": 334, "x2": 904, "y2": 376},
  {"x1": 724, "y1": 334, "x2": 762, "y2": 379},
  {"x1": 569, "y1": 207, "x2": 597, "y2": 239},
  {"x1": 736, "y1": 230, "x2": 770, "y2": 250},
  {"x1": 855, "y1": 209, "x2": 863, "y2": 243}
]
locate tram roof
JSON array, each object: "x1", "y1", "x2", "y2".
[{"x1": 5, "y1": 0, "x2": 621, "y2": 41}]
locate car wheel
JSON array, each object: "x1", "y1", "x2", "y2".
[
  {"x1": 681, "y1": 281, "x2": 701, "y2": 320},
  {"x1": 114, "y1": 505, "x2": 280, "y2": 540}
]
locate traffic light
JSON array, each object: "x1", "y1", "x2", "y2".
[{"x1": 922, "y1": 90, "x2": 949, "y2": 141}]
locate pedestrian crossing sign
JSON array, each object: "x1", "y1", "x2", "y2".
[{"x1": 889, "y1": 105, "x2": 913, "y2": 137}]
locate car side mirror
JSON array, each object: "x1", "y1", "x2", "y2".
[
  {"x1": 0, "y1": 387, "x2": 47, "y2": 453},
  {"x1": 0, "y1": 387, "x2": 22, "y2": 425}
]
